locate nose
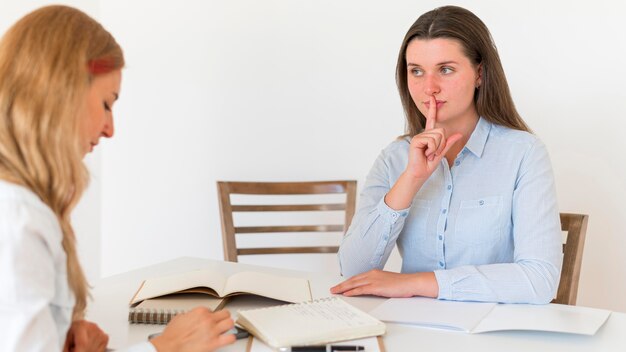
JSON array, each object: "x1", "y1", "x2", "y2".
[
  {"x1": 102, "y1": 114, "x2": 114, "y2": 138},
  {"x1": 424, "y1": 74, "x2": 440, "y2": 96}
]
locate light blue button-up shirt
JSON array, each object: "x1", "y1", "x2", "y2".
[{"x1": 338, "y1": 117, "x2": 563, "y2": 304}]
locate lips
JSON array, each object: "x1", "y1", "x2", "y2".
[{"x1": 424, "y1": 100, "x2": 445, "y2": 109}]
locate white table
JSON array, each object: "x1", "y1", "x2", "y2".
[{"x1": 88, "y1": 257, "x2": 626, "y2": 351}]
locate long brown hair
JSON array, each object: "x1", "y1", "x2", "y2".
[
  {"x1": 0, "y1": 5, "x2": 124, "y2": 319},
  {"x1": 396, "y1": 5, "x2": 530, "y2": 136}
]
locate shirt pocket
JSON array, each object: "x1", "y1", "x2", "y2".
[{"x1": 454, "y1": 195, "x2": 503, "y2": 245}]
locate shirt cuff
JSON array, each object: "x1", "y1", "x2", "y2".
[
  {"x1": 434, "y1": 269, "x2": 453, "y2": 300},
  {"x1": 376, "y1": 197, "x2": 410, "y2": 224}
]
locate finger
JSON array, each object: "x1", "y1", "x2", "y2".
[
  {"x1": 74, "y1": 323, "x2": 88, "y2": 346},
  {"x1": 99, "y1": 334, "x2": 109, "y2": 350},
  {"x1": 342, "y1": 285, "x2": 371, "y2": 297},
  {"x1": 331, "y1": 274, "x2": 371, "y2": 293},
  {"x1": 432, "y1": 130, "x2": 447, "y2": 156},
  {"x1": 209, "y1": 332, "x2": 237, "y2": 350},
  {"x1": 330, "y1": 279, "x2": 356, "y2": 294},
  {"x1": 426, "y1": 131, "x2": 446, "y2": 157},
  {"x1": 425, "y1": 95, "x2": 437, "y2": 130},
  {"x1": 440, "y1": 133, "x2": 463, "y2": 157},
  {"x1": 423, "y1": 136, "x2": 438, "y2": 158},
  {"x1": 213, "y1": 317, "x2": 235, "y2": 335},
  {"x1": 209, "y1": 308, "x2": 231, "y2": 319},
  {"x1": 63, "y1": 326, "x2": 75, "y2": 352},
  {"x1": 411, "y1": 134, "x2": 439, "y2": 158},
  {"x1": 419, "y1": 130, "x2": 444, "y2": 150}
]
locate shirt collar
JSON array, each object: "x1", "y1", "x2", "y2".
[{"x1": 463, "y1": 116, "x2": 492, "y2": 158}]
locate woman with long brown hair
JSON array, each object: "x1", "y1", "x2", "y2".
[
  {"x1": 332, "y1": 6, "x2": 562, "y2": 304},
  {"x1": 0, "y1": 5, "x2": 235, "y2": 351}
]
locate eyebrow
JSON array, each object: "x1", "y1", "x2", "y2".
[
  {"x1": 112, "y1": 92, "x2": 119, "y2": 101},
  {"x1": 407, "y1": 60, "x2": 459, "y2": 67}
]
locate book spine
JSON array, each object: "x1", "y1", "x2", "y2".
[{"x1": 128, "y1": 308, "x2": 187, "y2": 324}]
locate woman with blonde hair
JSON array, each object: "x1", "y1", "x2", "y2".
[
  {"x1": 0, "y1": 5, "x2": 235, "y2": 351},
  {"x1": 332, "y1": 6, "x2": 562, "y2": 304}
]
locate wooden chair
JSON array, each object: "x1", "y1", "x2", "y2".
[
  {"x1": 217, "y1": 180, "x2": 357, "y2": 262},
  {"x1": 553, "y1": 213, "x2": 589, "y2": 305}
]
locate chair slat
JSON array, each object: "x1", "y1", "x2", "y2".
[
  {"x1": 231, "y1": 204, "x2": 346, "y2": 212},
  {"x1": 226, "y1": 181, "x2": 351, "y2": 195},
  {"x1": 235, "y1": 225, "x2": 345, "y2": 234},
  {"x1": 238, "y1": 246, "x2": 340, "y2": 255}
]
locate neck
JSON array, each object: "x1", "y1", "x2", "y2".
[{"x1": 439, "y1": 112, "x2": 480, "y2": 165}]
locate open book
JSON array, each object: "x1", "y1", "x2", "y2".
[
  {"x1": 129, "y1": 269, "x2": 312, "y2": 309},
  {"x1": 369, "y1": 297, "x2": 611, "y2": 336},
  {"x1": 236, "y1": 297, "x2": 386, "y2": 349}
]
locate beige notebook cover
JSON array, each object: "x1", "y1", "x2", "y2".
[
  {"x1": 129, "y1": 269, "x2": 312, "y2": 307},
  {"x1": 237, "y1": 297, "x2": 386, "y2": 349}
]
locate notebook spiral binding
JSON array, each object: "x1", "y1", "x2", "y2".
[{"x1": 128, "y1": 308, "x2": 188, "y2": 324}]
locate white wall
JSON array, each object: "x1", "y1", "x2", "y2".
[{"x1": 3, "y1": 0, "x2": 626, "y2": 312}]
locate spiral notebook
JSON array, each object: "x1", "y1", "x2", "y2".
[
  {"x1": 128, "y1": 293, "x2": 227, "y2": 324},
  {"x1": 236, "y1": 297, "x2": 386, "y2": 349}
]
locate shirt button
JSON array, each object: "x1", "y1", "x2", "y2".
[
  {"x1": 479, "y1": 200, "x2": 485, "y2": 206},
  {"x1": 392, "y1": 213, "x2": 398, "y2": 218},
  {"x1": 438, "y1": 235, "x2": 443, "y2": 240},
  {"x1": 454, "y1": 161, "x2": 460, "y2": 166},
  {"x1": 439, "y1": 261, "x2": 445, "y2": 267},
  {"x1": 447, "y1": 185, "x2": 452, "y2": 190},
  {"x1": 442, "y1": 209, "x2": 447, "y2": 214}
]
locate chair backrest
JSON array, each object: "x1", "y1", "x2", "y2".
[
  {"x1": 553, "y1": 213, "x2": 589, "y2": 305},
  {"x1": 217, "y1": 180, "x2": 357, "y2": 262}
]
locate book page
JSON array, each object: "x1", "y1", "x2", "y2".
[
  {"x1": 224, "y1": 271, "x2": 312, "y2": 303},
  {"x1": 248, "y1": 336, "x2": 384, "y2": 352},
  {"x1": 131, "y1": 269, "x2": 228, "y2": 304},
  {"x1": 471, "y1": 303, "x2": 612, "y2": 335},
  {"x1": 237, "y1": 297, "x2": 385, "y2": 348},
  {"x1": 369, "y1": 297, "x2": 496, "y2": 332},
  {"x1": 134, "y1": 293, "x2": 225, "y2": 312}
]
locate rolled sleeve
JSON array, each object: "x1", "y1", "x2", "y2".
[{"x1": 338, "y1": 142, "x2": 411, "y2": 277}]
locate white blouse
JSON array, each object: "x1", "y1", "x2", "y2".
[{"x1": 0, "y1": 180, "x2": 154, "y2": 351}]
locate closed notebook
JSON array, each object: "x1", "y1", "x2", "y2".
[
  {"x1": 236, "y1": 297, "x2": 386, "y2": 349},
  {"x1": 128, "y1": 293, "x2": 226, "y2": 324},
  {"x1": 369, "y1": 296, "x2": 611, "y2": 335}
]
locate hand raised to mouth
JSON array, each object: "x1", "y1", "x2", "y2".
[{"x1": 405, "y1": 95, "x2": 462, "y2": 179}]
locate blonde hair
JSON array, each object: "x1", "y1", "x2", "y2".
[{"x1": 0, "y1": 5, "x2": 124, "y2": 319}]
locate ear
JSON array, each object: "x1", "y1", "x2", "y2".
[{"x1": 475, "y1": 63, "x2": 483, "y2": 88}]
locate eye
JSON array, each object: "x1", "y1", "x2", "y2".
[
  {"x1": 103, "y1": 101, "x2": 111, "y2": 112},
  {"x1": 410, "y1": 68, "x2": 423, "y2": 77},
  {"x1": 440, "y1": 66, "x2": 454, "y2": 74}
]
